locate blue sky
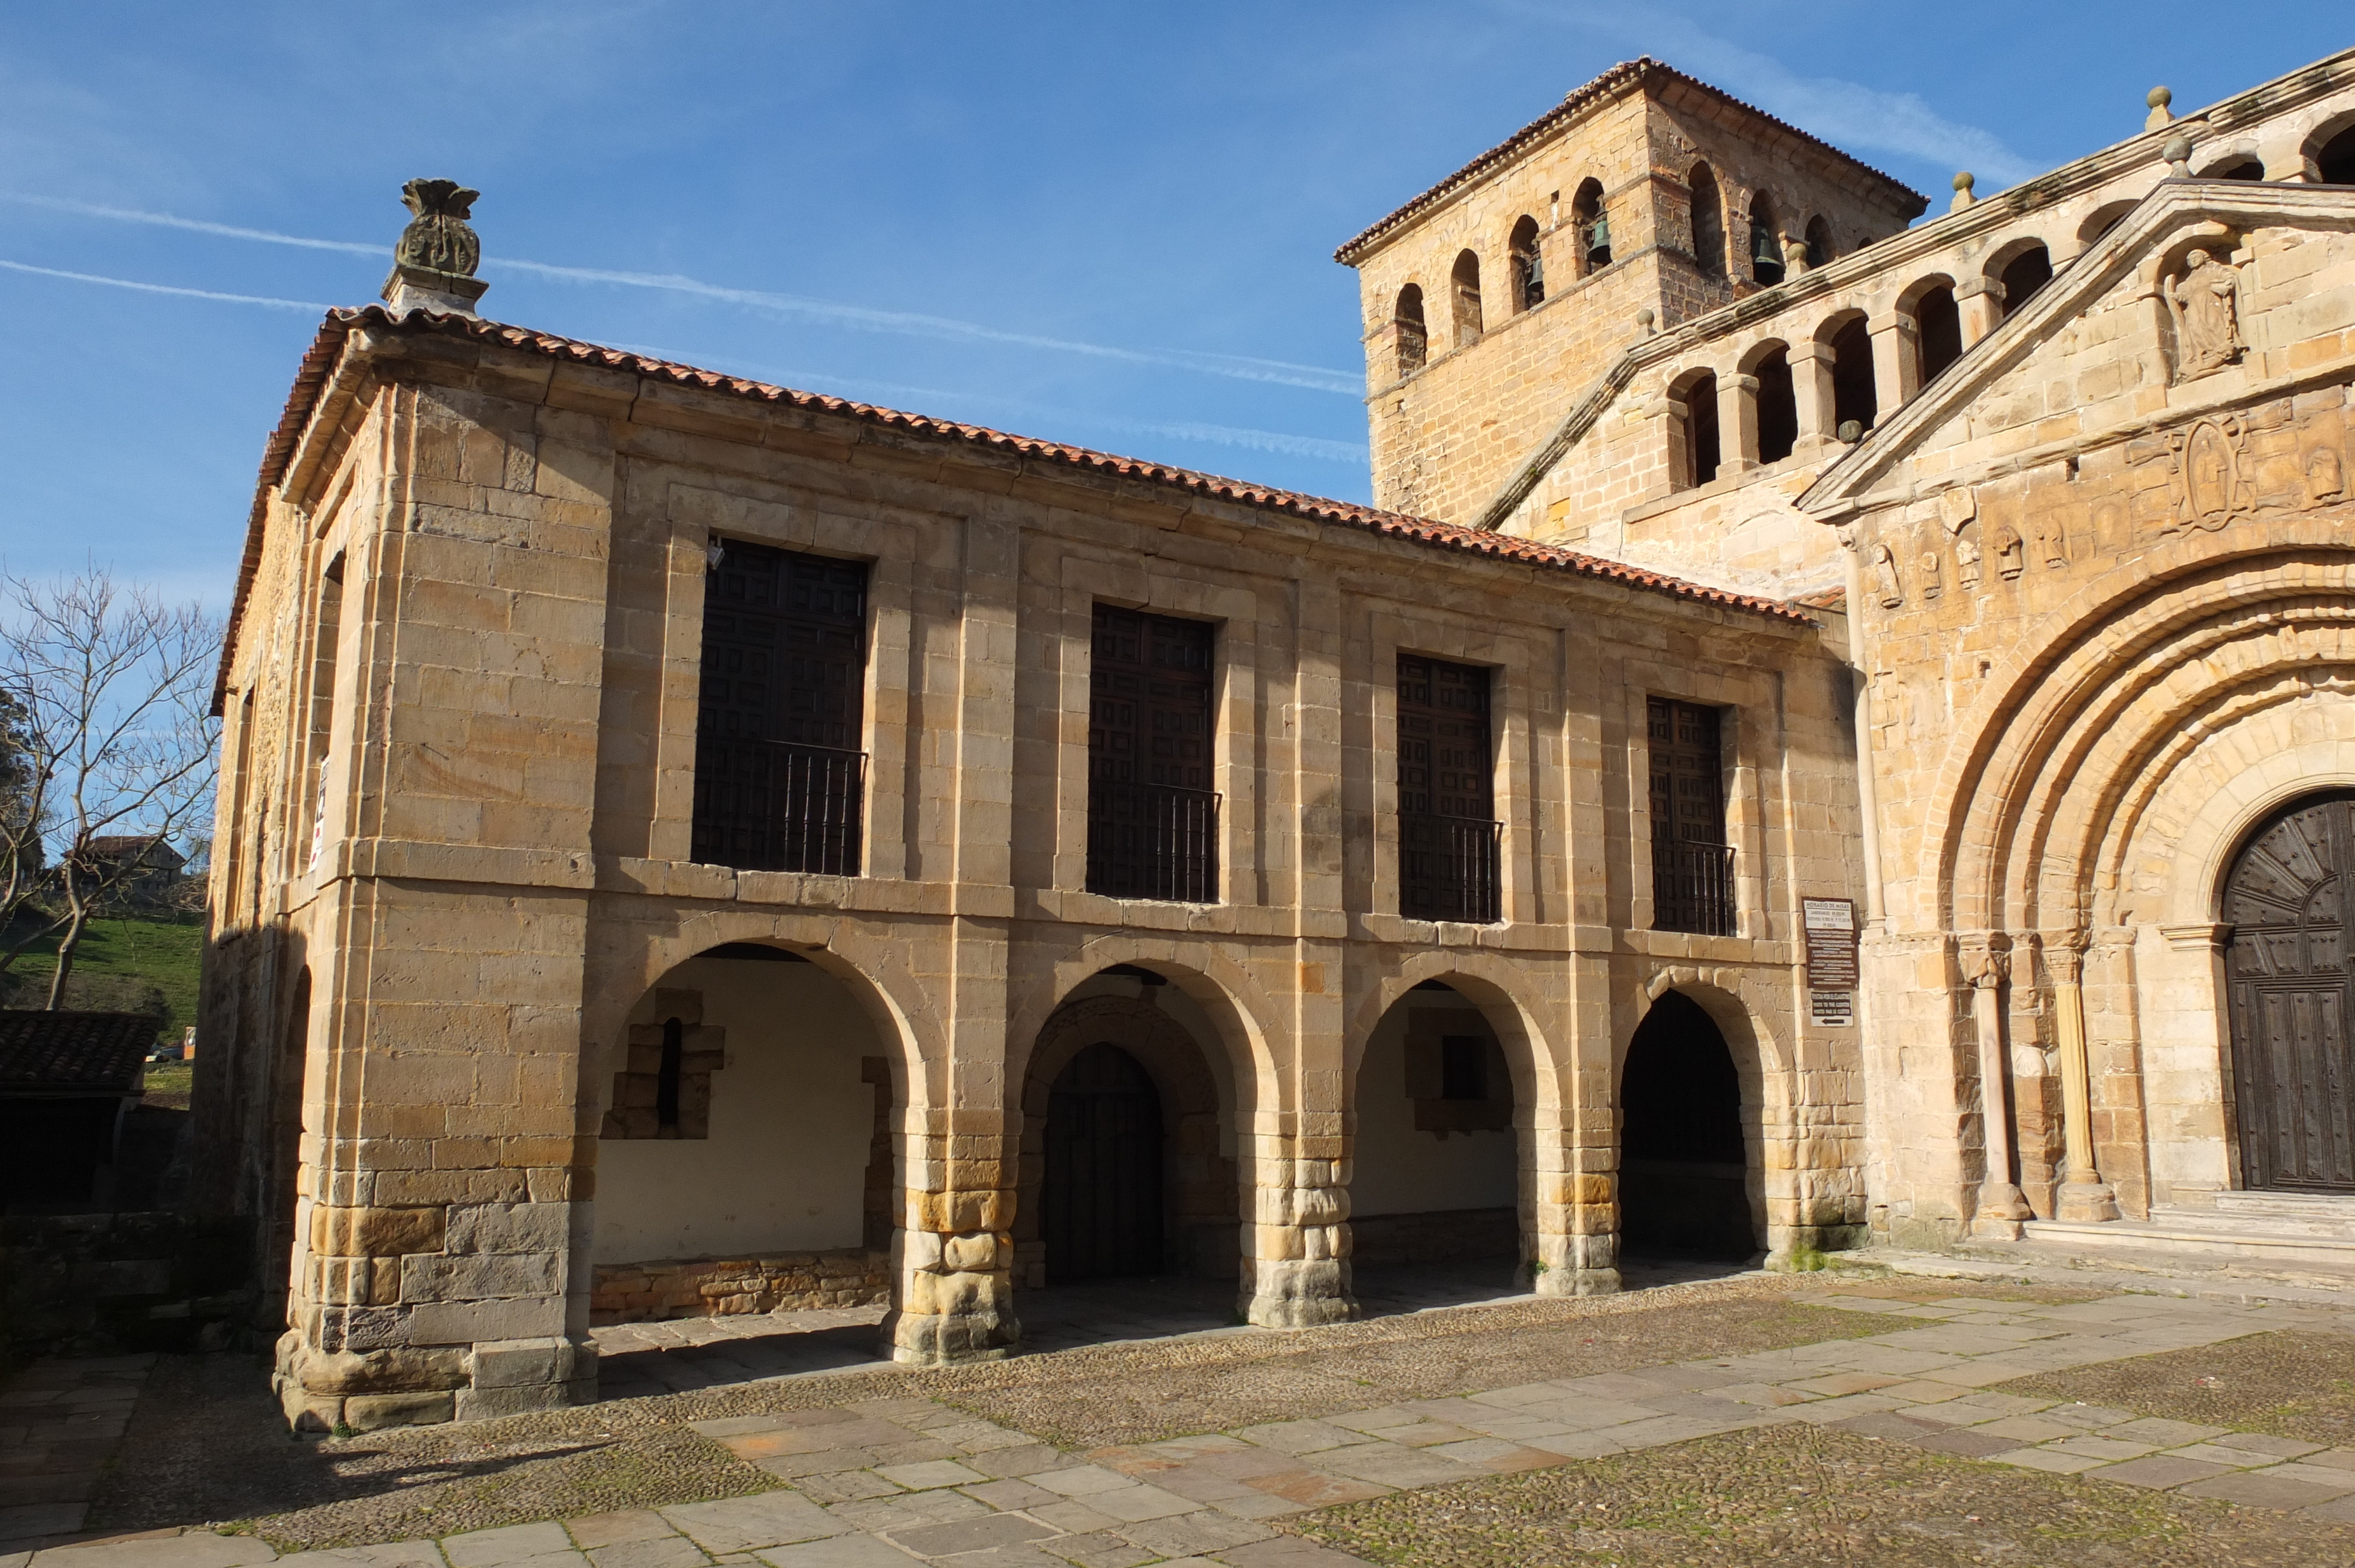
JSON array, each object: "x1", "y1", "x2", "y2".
[{"x1": 0, "y1": 2, "x2": 2341, "y2": 608}]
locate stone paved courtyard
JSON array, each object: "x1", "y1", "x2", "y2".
[{"x1": 11, "y1": 1261, "x2": 2355, "y2": 1567}]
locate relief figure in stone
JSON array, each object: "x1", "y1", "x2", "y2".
[
  {"x1": 1955, "y1": 531, "x2": 1983, "y2": 590},
  {"x1": 1871, "y1": 541, "x2": 1902, "y2": 607},
  {"x1": 1991, "y1": 523, "x2": 2024, "y2": 580},
  {"x1": 2163, "y1": 249, "x2": 2243, "y2": 381}
]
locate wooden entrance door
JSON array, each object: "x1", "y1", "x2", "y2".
[
  {"x1": 1043, "y1": 1043, "x2": 1165, "y2": 1281},
  {"x1": 2225, "y1": 795, "x2": 2355, "y2": 1191}
]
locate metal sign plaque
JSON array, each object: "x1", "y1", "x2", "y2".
[
  {"x1": 1810, "y1": 989, "x2": 1855, "y2": 1026},
  {"x1": 1803, "y1": 897, "x2": 1859, "y2": 994}
]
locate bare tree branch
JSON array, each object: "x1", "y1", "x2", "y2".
[{"x1": 0, "y1": 567, "x2": 222, "y2": 1005}]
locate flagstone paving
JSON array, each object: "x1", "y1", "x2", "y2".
[{"x1": 14, "y1": 1273, "x2": 2355, "y2": 1567}]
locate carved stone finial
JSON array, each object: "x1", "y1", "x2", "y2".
[
  {"x1": 1951, "y1": 171, "x2": 1975, "y2": 212},
  {"x1": 382, "y1": 177, "x2": 489, "y2": 319},
  {"x1": 2146, "y1": 85, "x2": 2174, "y2": 132},
  {"x1": 1635, "y1": 307, "x2": 1656, "y2": 337},
  {"x1": 1837, "y1": 419, "x2": 1864, "y2": 444},
  {"x1": 2162, "y1": 134, "x2": 2193, "y2": 177}
]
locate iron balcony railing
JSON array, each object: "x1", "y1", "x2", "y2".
[
  {"x1": 1087, "y1": 779, "x2": 1220, "y2": 903},
  {"x1": 1400, "y1": 811, "x2": 1503, "y2": 924},
  {"x1": 1653, "y1": 837, "x2": 1736, "y2": 936},
  {"x1": 691, "y1": 738, "x2": 866, "y2": 876}
]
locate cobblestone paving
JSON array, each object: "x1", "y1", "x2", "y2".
[
  {"x1": 12, "y1": 1276, "x2": 2355, "y2": 1568},
  {"x1": 0, "y1": 1357, "x2": 154, "y2": 1552}
]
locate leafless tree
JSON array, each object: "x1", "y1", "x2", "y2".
[{"x1": 0, "y1": 569, "x2": 221, "y2": 1006}]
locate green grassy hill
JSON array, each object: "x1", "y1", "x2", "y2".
[{"x1": 4, "y1": 913, "x2": 206, "y2": 1044}]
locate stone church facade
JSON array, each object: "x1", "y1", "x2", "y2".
[{"x1": 193, "y1": 49, "x2": 2355, "y2": 1430}]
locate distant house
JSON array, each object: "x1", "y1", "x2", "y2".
[
  {"x1": 81, "y1": 836, "x2": 187, "y2": 909},
  {"x1": 0, "y1": 1011, "x2": 152, "y2": 1212}
]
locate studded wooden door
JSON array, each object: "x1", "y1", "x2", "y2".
[
  {"x1": 1042, "y1": 1043, "x2": 1166, "y2": 1282},
  {"x1": 2224, "y1": 795, "x2": 2355, "y2": 1191}
]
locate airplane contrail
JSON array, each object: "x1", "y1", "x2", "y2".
[
  {"x1": 1, "y1": 192, "x2": 1363, "y2": 394},
  {"x1": 0, "y1": 258, "x2": 329, "y2": 311}
]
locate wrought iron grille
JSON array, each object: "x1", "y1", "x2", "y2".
[
  {"x1": 692, "y1": 738, "x2": 866, "y2": 875},
  {"x1": 1400, "y1": 811, "x2": 1502, "y2": 924},
  {"x1": 1651, "y1": 838, "x2": 1736, "y2": 936},
  {"x1": 1086, "y1": 780, "x2": 1219, "y2": 903}
]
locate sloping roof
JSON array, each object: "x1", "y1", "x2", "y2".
[
  {"x1": 0, "y1": 1011, "x2": 152, "y2": 1093},
  {"x1": 217, "y1": 307, "x2": 1814, "y2": 705},
  {"x1": 86, "y1": 836, "x2": 181, "y2": 862},
  {"x1": 1334, "y1": 57, "x2": 1926, "y2": 266}
]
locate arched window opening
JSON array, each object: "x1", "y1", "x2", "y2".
[
  {"x1": 1394, "y1": 284, "x2": 1427, "y2": 377},
  {"x1": 1916, "y1": 285, "x2": 1963, "y2": 383},
  {"x1": 1753, "y1": 348, "x2": 1796, "y2": 464},
  {"x1": 1803, "y1": 215, "x2": 1833, "y2": 268},
  {"x1": 1571, "y1": 178, "x2": 1610, "y2": 274},
  {"x1": 1450, "y1": 249, "x2": 1483, "y2": 348},
  {"x1": 1675, "y1": 371, "x2": 1720, "y2": 489},
  {"x1": 2078, "y1": 201, "x2": 2135, "y2": 247},
  {"x1": 1689, "y1": 163, "x2": 1726, "y2": 278},
  {"x1": 1998, "y1": 244, "x2": 2053, "y2": 318},
  {"x1": 656, "y1": 1016, "x2": 685, "y2": 1133},
  {"x1": 1748, "y1": 192, "x2": 1784, "y2": 285},
  {"x1": 1620, "y1": 991, "x2": 1753, "y2": 1261},
  {"x1": 1508, "y1": 216, "x2": 1544, "y2": 311},
  {"x1": 2315, "y1": 124, "x2": 2355, "y2": 185},
  {"x1": 2196, "y1": 155, "x2": 2263, "y2": 181},
  {"x1": 1829, "y1": 316, "x2": 1876, "y2": 435}
]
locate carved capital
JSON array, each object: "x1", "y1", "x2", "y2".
[
  {"x1": 1956, "y1": 935, "x2": 2012, "y2": 990},
  {"x1": 2041, "y1": 928, "x2": 2088, "y2": 984}
]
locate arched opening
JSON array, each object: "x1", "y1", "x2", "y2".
[
  {"x1": 1689, "y1": 163, "x2": 1726, "y2": 278},
  {"x1": 1450, "y1": 249, "x2": 1483, "y2": 348},
  {"x1": 2077, "y1": 200, "x2": 2137, "y2": 248},
  {"x1": 1826, "y1": 314, "x2": 1877, "y2": 435},
  {"x1": 2198, "y1": 154, "x2": 2264, "y2": 181},
  {"x1": 1393, "y1": 283, "x2": 1427, "y2": 378},
  {"x1": 1017, "y1": 968, "x2": 1240, "y2": 1307},
  {"x1": 1803, "y1": 215, "x2": 1833, "y2": 268},
  {"x1": 1747, "y1": 192, "x2": 1784, "y2": 285},
  {"x1": 1907, "y1": 279, "x2": 1963, "y2": 385},
  {"x1": 590, "y1": 943, "x2": 897, "y2": 1346},
  {"x1": 1998, "y1": 244, "x2": 2053, "y2": 319},
  {"x1": 1750, "y1": 344, "x2": 1797, "y2": 464},
  {"x1": 1618, "y1": 991, "x2": 1754, "y2": 1261},
  {"x1": 2221, "y1": 793, "x2": 2355, "y2": 1191},
  {"x1": 1671, "y1": 370, "x2": 1720, "y2": 489},
  {"x1": 1508, "y1": 215, "x2": 1544, "y2": 311},
  {"x1": 1349, "y1": 980, "x2": 1520, "y2": 1296},
  {"x1": 1571, "y1": 178, "x2": 1610, "y2": 274},
  {"x1": 2314, "y1": 122, "x2": 2355, "y2": 185}
]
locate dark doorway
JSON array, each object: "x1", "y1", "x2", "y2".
[
  {"x1": 2321, "y1": 126, "x2": 2355, "y2": 186},
  {"x1": 1999, "y1": 246, "x2": 2054, "y2": 319},
  {"x1": 1830, "y1": 316, "x2": 1877, "y2": 434},
  {"x1": 1043, "y1": 1042, "x2": 1166, "y2": 1280},
  {"x1": 1916, "y1": 286, "x2": 1963, "y2": 384},
  {"x1": 1753, "y1": 348, "x2": 1797, "y2": 464},
  {"x1": 1619, "y1": 991, "x2": 1753, "y2": 1260},
  {"x1": 2224, "y1": 795, "x2": 2355, "y2": 1191}
]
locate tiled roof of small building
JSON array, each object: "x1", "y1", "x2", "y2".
[
  {"x1": 218, "y1": 306, "x2": 1813, "y2": 706},
  {"x1": 1332, "y1": 57, "x2": 1927, "y2": 265},
  {"x1": 0, "y1": 1011, "x2": 153, "y2": 1093}
]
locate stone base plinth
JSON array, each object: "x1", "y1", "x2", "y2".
[
  {"x1": 1244, "y1": 1258, "x2": 1356, "y2": 1326},
  {"x1": 591, "y1": 1248, "x2": 891, "y2": 1325}
]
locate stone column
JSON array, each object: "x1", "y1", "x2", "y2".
[
  {"x1": 2045, "y1": 934, "x2": 2121, "y2": 1222},
  {"x1": 1956, "y1": 277, "x2": 2007, "y2": 347},
  {"x1": 1244, "y1": 1141, "x2": 1355, "y2": 1327},
  {"x1": 1717, "y1": 372, "x2": 1760, "y2": 476},
  {"x1": 1866, "y1": 311, "x2": 1919, "y2": 420},
  {"x1": 1790, "y1": 341, "x2": 1838, "y2": 447},
  {"x1": 1961, "y1": 936, "x2": 2032, "y2": 1239},
  {"x1": 887, "y1": 1111, "x2": 1019, "y2": 1364}
]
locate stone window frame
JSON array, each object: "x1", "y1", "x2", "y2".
[
  {"x1": 1619, "y1": 662, "x2": 1776, "y2": 941},
  {"x1": 1401, "y1": 1004, "x2": 1512, "y2": 1135},
  {"x1": 1362, "y1": 609, "x2": 1543, "y2": 935},
  {"x1": 601, "y1": 985, "x2": 726, "y2": 1140},
  {"x1": 1049, "y1": 554, "x2": 1265, "y2": 916},
  {"x1": 653, "y1": 482, "x2": 920, "y2": 881}
]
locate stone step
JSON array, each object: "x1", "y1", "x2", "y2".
[
  {"x1": 2211, "y1": 1189, "x2": 2355, "y2": 1223},
  {"x1": 2022, "y1": 1216, "x2": 2355, "y2": 1281}
]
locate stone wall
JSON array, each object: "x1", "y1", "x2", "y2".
[{"x1": 589, "y1": 1249, "x2": 890, "y2": 1326}]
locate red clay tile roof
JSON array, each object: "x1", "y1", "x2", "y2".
[
  {"x1": 1334, "y1": 57, "x2": 1927, "y2": 266},
  {"x1": 0, "y1": 1011, "x2": 154, "y2": 1092},
  {"x1": 216, "y1": 306, "x2": 1811, "y2": 706}
]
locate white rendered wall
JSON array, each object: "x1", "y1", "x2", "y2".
[
  {"x1": 593, "y1": 956, "x2": 878, "y2": 1263},
  {"x1": 1349, "y1": 995, "x2": 1517, "y2": 1217}
]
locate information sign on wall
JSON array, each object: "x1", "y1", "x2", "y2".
[{"x1": 1803, "y1": 897, "x2": 1858, "y2": 1026}]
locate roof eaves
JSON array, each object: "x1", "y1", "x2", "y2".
[{"x1": 1334, "y1": 57, "x2": 1927, "y2": 267}]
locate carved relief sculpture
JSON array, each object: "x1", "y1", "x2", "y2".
[
  {"x1": 1991, "y1": 523, "x2": 2025, "y2": 580},
  {"x1": 2133, "y1": 414, "x2": 2257, "y2": 533},
  {"x1": 1955, "y1": 531, "x2": 1983, "y2": 590},
  {"x1": 1917, "y1": 547, "x2": 1943, "y2": 600},
  {"x1": 2163, "y1": 248, "x2": 2244, "y2": 382},
  {"x1": 1870, "y1": 541, "x2": 1902, "y2": 607},
  {"x1": 2308, "y1": 444, "x2": 2347, "y2": 504}
]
